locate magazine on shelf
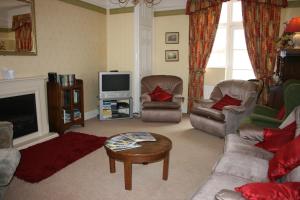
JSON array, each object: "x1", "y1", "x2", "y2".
[{"x1": 124, "y1": 132, "x2": 156, "y2": 142}]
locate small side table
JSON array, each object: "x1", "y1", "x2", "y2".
[{"x1": 104, "y1": 133, "x2": 172, "y2": 190}]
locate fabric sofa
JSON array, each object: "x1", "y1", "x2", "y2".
[
  {"x1": 140, "y1": 75, "x2": 184, "y2": 123},
  {"x1": 191, "y1": 107, "x2": 300, "y2": 200},
  {"x1": 0, "y1": 122, "x2": 21, "y2": 200},
  {"x1": 190, "y1": 80, "x2": 258, "y2": 137}
]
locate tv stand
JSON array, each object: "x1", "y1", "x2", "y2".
[{"x1": 98, "y1": 97, "x2": 133, "y2": 120}]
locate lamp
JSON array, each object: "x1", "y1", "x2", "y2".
[
  {"x1": 284, "y1": 17, "x2": 300, "y2": 49},
  {"x1": 110, "y1": 0, "x2": 161, "y2": 8}
]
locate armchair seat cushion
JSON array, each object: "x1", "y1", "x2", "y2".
[
  {"x1": 191, "y1": 107, "x2": 225, "y2": 122},
  {"x1": 142, "y1": 101, "x2": 180, "y2": 109}
]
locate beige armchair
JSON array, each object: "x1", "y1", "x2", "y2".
[
  {"x1": 140, "y1": 75, "x2": 184, "y2": 122},
  {"x1": 190, "y1": 80, "x2": 258, "y2": 137}
]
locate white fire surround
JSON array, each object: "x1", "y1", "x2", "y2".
[{"x1": 0, "y1": 76, "x2": 58, "y2": 148}]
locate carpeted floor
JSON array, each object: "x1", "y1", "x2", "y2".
[{"x1": 5, "y1": 115, "x2": 224, "y2": 200}]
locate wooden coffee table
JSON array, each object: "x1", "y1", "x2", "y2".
[{"x1": 104, "y1": 133, "x2": 172, "y2": 190}]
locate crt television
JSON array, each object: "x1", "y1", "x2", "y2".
[{"x1": 99, "y1": 72, "x2": 131, "y2": 99}]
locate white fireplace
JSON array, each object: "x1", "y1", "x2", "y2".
[{"x1": 0, "y1": 76, "x2": 58, "y2": 148}]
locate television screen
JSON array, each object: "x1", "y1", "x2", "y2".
[{"x1": 102, "y1": 74, "x2": 130, "y2": 91}]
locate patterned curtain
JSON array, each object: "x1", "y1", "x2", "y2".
[
  {"x1": 187, "y1": 2, "x2": 223, "y2": 111},
  {"x1": 241, "y1": 0, "x2": 286, "y2": 104},
  {"x1": 12, "y1": 13, "x2": 32, "y2": 52}
]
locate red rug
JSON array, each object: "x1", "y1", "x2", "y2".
[{"x1": 15, "y1": 132, "x2": 107, "y2": 183}]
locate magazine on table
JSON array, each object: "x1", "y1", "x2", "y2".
[
  {"x1": 105, "y1": 132, "x2": 156, "y2": 152},
  {"x1": 124, "y1": 132, "x2": 156, "y2": 142}
]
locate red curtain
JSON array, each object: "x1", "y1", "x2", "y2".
[
  {"x1": 187, "y1": 2, "x2": 223, "y2": 111},
  {"x1": 12, "y1": 13, "x2": 32, "y2": 52},
  {"x1": 241, "y1": 0, "x2": 285, "y2": 104}
]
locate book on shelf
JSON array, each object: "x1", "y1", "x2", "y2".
[
  {"x1": 62, "y1": 109, "x2": 71, "y2": 124},
  {"x1": 73, "y1": 109, "x2": 81, "y2": 120},
  {"x1": 73, "y1": 90, "x2": 80, "y2": 104},
  {"x1": 57, "y1": 74, "x2": 75, "y2": 87}
]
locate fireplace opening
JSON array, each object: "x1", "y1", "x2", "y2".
[{"x1": 0, "y1": 94, "x2": 38, "y2": 139}]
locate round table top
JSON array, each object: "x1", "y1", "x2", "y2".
[{"x1": 105, "y1": 133, "x2": 172, "y2": 162}]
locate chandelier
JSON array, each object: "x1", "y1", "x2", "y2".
[{"x1": 110, "y1": 0, "x2": 161, "y2": 8}]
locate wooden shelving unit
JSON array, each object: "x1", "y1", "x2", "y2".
[{"x1": 47, "y1": 79, "x2": 84, "y2": 134}]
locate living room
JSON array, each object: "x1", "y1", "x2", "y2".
[{"x1": 1, "y1": 0, "x2": 300, "y2": 199}]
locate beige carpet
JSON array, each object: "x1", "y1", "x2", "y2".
[{"x1": 5, "y1": 115, "x2": 224, "y2": 200}]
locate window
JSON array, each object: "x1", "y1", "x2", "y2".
[{"x1": 207, "y1": 1, "x2": 255, "y2": 80}]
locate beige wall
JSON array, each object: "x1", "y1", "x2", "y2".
[
  {"x1": 0, "y1": 0, "x2": 107, "y2": 113},
  {"x1": 107, "y1": 13, "x2": 134, "y2": 72},
  {"x1": 153, "y1": 15, "x2": 189, "y2": 112}
]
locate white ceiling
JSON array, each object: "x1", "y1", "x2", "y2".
[{"x1": 82, "y1": 0, "x2": 187, "y2": 11}]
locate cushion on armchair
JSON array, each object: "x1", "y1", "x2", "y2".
[
  {"x1": 212, "y1": 95, "x2": 242, "y2": 111},
  {"x1": 149, "y1": 86, "x2": 172, "y2": 102}
]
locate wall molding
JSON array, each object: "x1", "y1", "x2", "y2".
[
  {"x1": 0, "y1": 28, "x2": 13, "y2": 33},
  {"x1": 85, "y1": 109, "x2": 98, "y2": 120},
  {"x1": 59, "y1": 0, "x2": 107, "y2": 14},
  {"x1": 109, "y1": 7, "x2": 134, "y2": 14},
  {"x1": 154, "y1": 9, "x2": 185, "y2": 17},
  {"x1": 288, "y1": 1, "x2": 300, "y2": 7}
]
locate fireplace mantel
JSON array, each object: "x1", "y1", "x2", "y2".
[{"x1": 0, "y1": 76, "x2": 58, "y2": 148}]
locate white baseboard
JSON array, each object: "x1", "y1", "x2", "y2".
[{"x1": 85, "y1": 109, "x2": 99, "y2": 120}]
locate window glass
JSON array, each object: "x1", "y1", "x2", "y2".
[
  {"x1": 219, "y1": 3, "x2": 228, "y2": 24},
  {"x1": 233, "y1": 29, "x2": 247, "y2": 49},
  {"x1": 232, "y1": 69, "x2": 255, "y2": 80},
  {"x1": 207, "y1": 52, "x2": 226, "y2": 67},
  {"x1": 232, "y1": 50, "x2": 252, "y2": 69},
  {"x1": 232, "y1": 1, "x2": 243, "y2": 22}
]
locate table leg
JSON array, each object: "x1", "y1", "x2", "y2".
[
  {"x1": 163, "y1": 152, "x2": 169, "y2": 180},
  {"x1": 124, "y1": 161, "x2": 132, "y2": 190},
  {"x1": 109, "y1": 157, "x2": 116, "y2": 173}
]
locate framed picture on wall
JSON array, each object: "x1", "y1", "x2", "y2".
[
  {"x1": 165, "y1": 32, "x2": 179, "y2": 44},
  {"x1": 165, "y1": 50, "x2": 179, "y2": 62}
]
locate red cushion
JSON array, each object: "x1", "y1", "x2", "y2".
[
  {"x1": 255, "y1": 129, "x2": 295, "y2": 153},
  {"x1": 235, "y1": 182, "x2": 300, "y2": 200},
  {"x1": 276, "y1": 106, "x2": 286, "y2": 120},
  {"x1": 211, "y1": 95, "x2": 242, "y2": 111},
  {"x1": 268, "y1": 135, "x2": 300, "y2": 181},
  {"x1": 149, "y1": 86, "x2": 172, "y2": 102}
]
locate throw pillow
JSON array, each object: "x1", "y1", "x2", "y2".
[
  {"x1": 255, "y1": 121, "x2": 296, "y2": 153},
  {"x1": 149, "y1": 86, "x2": 172, "y2": 102},
  {"x1": 211, "y1": 95, "x2": 242, "y2": 111},
  {"x1": 235, "y1": 182, "x2": 300, "y2": 200},
  {"x1": 268, "y1": 135, "x2": 300, "y2": 181},
  {"x1": 255, "y1": 129, "x2": 295, "y2": 153},
  {"x1": 276, "y1": 106, "x2": 286, "y2": 120}
]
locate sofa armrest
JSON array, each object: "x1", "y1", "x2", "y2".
[
  {"x1": 223, "y1": 105, "x2": 252, "y2": 135},
  {"x1": 0, "y1": 148, "x2": 21, "y2": 186},
  {"x1": 215, "y1": 189, "x2": 245, "y2": 200},
  {"x1": 140, "y1": 93, "x2": 151, "y2": 105},
  {"x1": 172, "y1": 94, "x2": 184, "y2": 105},
  {"x1": 0, "y1": 122, "x2": 13, "y2": 148}
]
